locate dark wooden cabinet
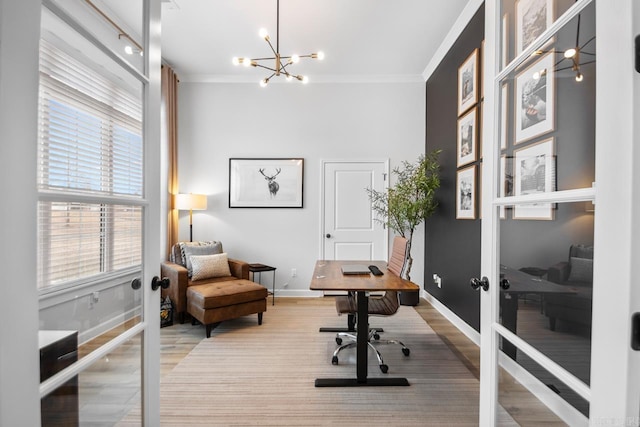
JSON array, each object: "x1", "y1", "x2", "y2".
[{"x1": 39, "y1": 330, "x2": 79, "y2": 427}]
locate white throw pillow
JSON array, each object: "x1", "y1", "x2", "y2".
[{"x1": 190, "y1": 253, "x2": 231, "y2": 281}]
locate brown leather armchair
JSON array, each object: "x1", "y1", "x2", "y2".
[{"x1": 161, "y1": 242, "x2": 250, "y2": 323}]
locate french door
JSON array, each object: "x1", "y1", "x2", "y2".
[
  {"x1": 0, "y1": 0, "x2": 161, "y2": 425},
  {"x1": 479, "y1": 0, "x2": 640, "y2": 425}
]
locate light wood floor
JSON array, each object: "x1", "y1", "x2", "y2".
[
  {"x1": 74, "y1": 296, "x2": 567, "y2": 426},
  {"x1": 156, "y1": 297, "x2": 565, "y2": 426}
]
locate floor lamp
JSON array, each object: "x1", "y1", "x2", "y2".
[{"x1": 175, "y1": 193, "x2": 207, "y2": 242}]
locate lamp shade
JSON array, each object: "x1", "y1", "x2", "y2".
[{"x1": 175, "y1": 193, "x2": 207, "y2": 211}]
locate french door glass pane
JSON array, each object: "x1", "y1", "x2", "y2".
[
  {"x1": 498, "y1": 200, "x2": 594, "y2": 416},
  {"x1": 499, "y1": 351, "x2": 589, "y2": 419},
  {"x1": 500, "y1": 0, "x2": 587, "y2": 70},
  {"x1": 498, "y1": 3, "x2": 595, "y2": 194},
  {"x1": 45, "y1": 0, "x2": 144, "y2": 74},
  {"x1": 78, "y1": 333, "x2": 142, "y2": 425}
]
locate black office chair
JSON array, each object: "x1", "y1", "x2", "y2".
[{"x1": 331, "y1": 236, "x2": 411, "y2": 373}]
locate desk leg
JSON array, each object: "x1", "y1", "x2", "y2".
[
  {"x1": 356, "y1": 291, "x2": 368, "y2": 383},
  {"x1": 315, "y1": 290, "x2": 409, "y2": 387},
  {"x1": 501, "y1": 293, "x2": 518, "y2": 360}
]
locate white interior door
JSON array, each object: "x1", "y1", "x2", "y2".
[
  {"x1": 480, "y1": 0, "x2": 640, "y2": 425},
  {"x1": 321, "y1": 160, "x2": 388, "y2": 261}
]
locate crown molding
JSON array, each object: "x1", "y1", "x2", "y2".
[{"x1": 178, "y1": 73, "x2": 426, "y2": 84}]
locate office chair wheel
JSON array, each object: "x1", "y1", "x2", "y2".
[
  {"x1": 332, "y1": 355, "x2": 339, "y2": 365},
  {"x1": 380, "y1": 364, "x2": 388, "y2": 373},
  {"x1": 373, "y1": 333, "x2": 381, "y2": 340},
  {"x1": 402, "y1": 348, "x2": 410, "y2": 356},
  {"x1": 335, "y1": 337, "x2": 343, "y2": 345}
]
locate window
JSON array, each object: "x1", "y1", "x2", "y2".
[{"x1": 37, "y1": 39, "x2": 143, "y2": 290}]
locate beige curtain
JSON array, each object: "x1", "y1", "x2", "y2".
[{"x1": 162, "y1": 65, "x2": 180, "y2": 258}]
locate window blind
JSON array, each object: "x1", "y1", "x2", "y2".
[{"x1": 37, "y1": 39, "x2": 143, "y2": 290}]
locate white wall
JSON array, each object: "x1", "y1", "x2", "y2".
[{"x1": 176, "y1": 81, "x2": 426, "y2": 295}]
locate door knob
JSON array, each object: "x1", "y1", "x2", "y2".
[
  {"x1": 326, "y1": 233, "x2": 332, "y2": 238},
  {"x1": 500, "y1": 278, "x2": 510, "y2": 290},
  {"x1": 131, "y1": 278, "x2": 141, "y2": 290},
  {"x1": 151, "y1": 276, "x2": 170, "y2": 291},
  {"x1": 470, "y1": 276, "x2": 489, "y2": 291}
]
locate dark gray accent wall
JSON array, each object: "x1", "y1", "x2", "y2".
[
  {"x1": 425, "y1": 6, "x2": 485, "y2": 331},
  {"x1": 424, "y1": 3, "x2": 596, "y2": 332}
]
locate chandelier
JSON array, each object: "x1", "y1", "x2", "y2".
[
  {"x1": 532, "y1": 12, "x2": 595, "y2": 82},
  {"x1": 232, "y1": 0, "x2": 324, "y2": 87}
]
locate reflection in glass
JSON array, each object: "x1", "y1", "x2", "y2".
[
  {"x1": 78, "y1": 334, "x2": 142, "y2": 425},
  {"x1": 499, "y1": 201, "x2": 594, "y2": 416},
  {"x1": 44, "y1": 0, "x2": 144, "y2": 74},
  {"x1": 499, "y1": 354, "x2": 589, "y2": 421},
  {"x1": 500, "y1": 0, "x2": 588, "y2": 69}
]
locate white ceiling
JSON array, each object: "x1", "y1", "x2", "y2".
[{"x1": 101, "y1": 0, "x2": 471, "y2": 83}]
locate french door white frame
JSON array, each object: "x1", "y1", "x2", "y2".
[
  {"x1": 480, "y1": 0, "x2": 640, "y2": 425},
  {"x1": 0, "y1": 0, "x2": 162, "y2": 425}
]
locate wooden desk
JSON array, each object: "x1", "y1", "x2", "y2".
[{"x1": 310, "y1": 260, "x2": 419, "y2": 387}]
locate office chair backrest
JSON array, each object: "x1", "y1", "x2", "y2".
[{"x1": 388, "y1": 236, "x2": 409, "y2": 278}]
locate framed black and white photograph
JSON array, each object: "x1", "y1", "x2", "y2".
[
  {"x1": 229, "y1": 158, "x2": 304, "y2": 208},
  {"x1": 457, "y1": 49, "x2": 479, "y2": 116},
  {"x1": 514, "y1": 52, "x2": 555, "y2": 144},
  {"x1": 516, "y1": 0, "x2": 553, "y2": 55},
  {"x1": 513, "y1": 138, "x2": 555, "y2": 220},
  {"x1": 457, "y1": 107, "x2": 477, "y2": 167},
  {"x1": 456, "y1": 165, "x2": 476, "y2": 220}
]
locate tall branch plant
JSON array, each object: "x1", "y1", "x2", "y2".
[{"x1": 367, "y1": 150, "x2": 441, "y2": 280}]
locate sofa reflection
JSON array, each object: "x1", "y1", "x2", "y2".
[{"x1": 543, "y1": 245, "x2": 594, "y2": 331}]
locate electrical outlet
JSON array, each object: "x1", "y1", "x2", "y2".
[
  {"x1": 433, "y1": 274, "x2": 442, "y2": 288},
  {"x1": 291, "y1": 268, "x2": 297, "y2": 277}
]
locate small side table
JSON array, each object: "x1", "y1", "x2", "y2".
[{"x1": 249, "y1": 263, "x2": 276, "y2": 305}]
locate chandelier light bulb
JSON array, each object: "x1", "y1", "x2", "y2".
[
  {"x1": 564, "y1": 48, "x2": 577, "y2": 58},
  {"x1": 532, "y1": 71, "x2": 540, "y2": 80},
  {"x1": 124, "y1": 45, "x2": 133, "y2": 55},
  {"x1": 575, "y1": 72, "x2": 584, "y2": 82},
  {"x1": 232, "y1": 1, "x2": 324, "y2": 85}
]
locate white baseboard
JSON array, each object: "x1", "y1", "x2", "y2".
[{"x1": 422, "y1": 290, "x2": 480, "y2": 346}]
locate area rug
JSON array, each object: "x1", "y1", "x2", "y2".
[{"x1": 123, "y1": 301, "x2": 518, "y2": 426}]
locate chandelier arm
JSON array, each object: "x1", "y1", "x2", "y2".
[
  {"x1": 264, "y1": 38, "x2": 278, "y2": 57},
  {"x1": 252, "y1": 56, "x2": 278, "y2": 61},
  {"x1": 575, "y1": 13, "x2": 581, "y2": 48},
  {"x1": 253, "y1": 63, "x2": 279, "y2": 73},
  {"x1": 580, "y1": 36, "x2": 596, "y2": 50}
]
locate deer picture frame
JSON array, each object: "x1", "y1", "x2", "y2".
[{"x1": 229, "y1": 158, "x2": 304, "y2": 208}]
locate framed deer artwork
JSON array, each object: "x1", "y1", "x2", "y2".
[{"x1": 229, "y1": 158, "x2": 304, "y2": 208}]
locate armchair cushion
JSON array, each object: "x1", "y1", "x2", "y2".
[
  {"x1": 190, "y1": 253, "x2": 232, "y2": 281},
  {"x1": 182, "y1": 242, "x2": 223, "y2": 276}
]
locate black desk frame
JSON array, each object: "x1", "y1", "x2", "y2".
[{"x1": 315, "y1": 291, "x2": 409, "y2": 387}]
